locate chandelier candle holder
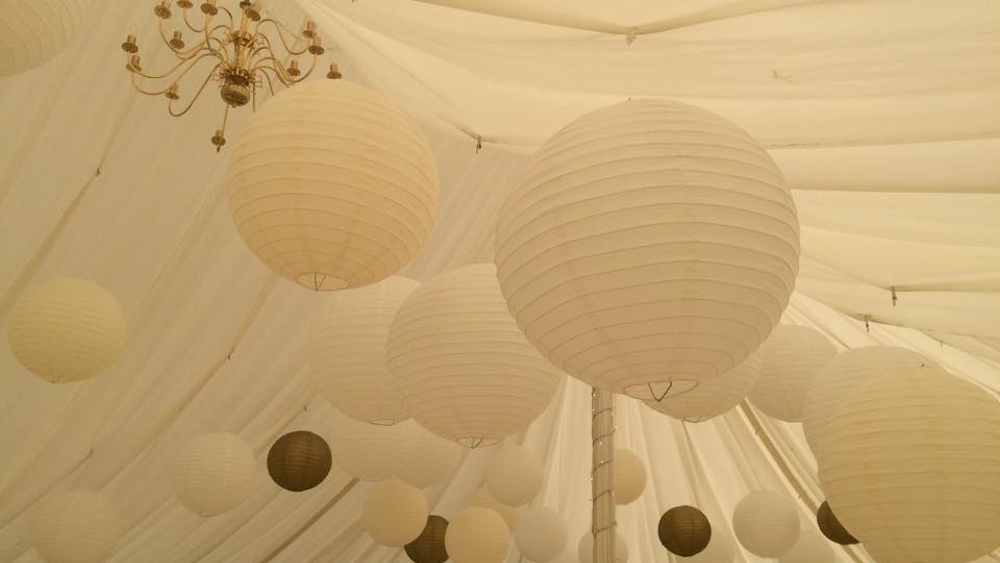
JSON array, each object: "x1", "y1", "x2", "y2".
[{"x1": 121, "y1": 0, "x2": 341, "y2": 150}]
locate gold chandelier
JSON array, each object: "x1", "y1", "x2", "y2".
[{"x1": 121, "y1": 0, "x2": 342, "y2": 151}]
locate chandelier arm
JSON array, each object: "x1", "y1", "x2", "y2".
[
  {"x1": 255, "y1": 18, "x2": 310, "y2": 56},
  {"x1": 127, "y1": 50, "x2": 220, "y2": 80},
  {"x1": 251, "y1": 57, "x2": 295, "y2": 86},
  {"x1": 291, "y1": 52, "x2": 320, "y2": 83},
  {"x1": 204, "y1": 24, "x2": 232, "y2": 59},
  {"x1": 216, "y1": 6, "x2": 236, "y2": 28},
  {"x1": 167, "y1": 62, "x2": 223, "y2": 117},
  {"x1": 181, "y1": 7, "x2": 208, "y2": 33},
  {"x1": 157, "y1": 18, "x2": 211, "y2": 59},
  {"x1": 258, "y1": 66, "x2": 279, "y2": 98}
]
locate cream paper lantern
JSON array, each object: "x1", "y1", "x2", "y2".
[
  {"x1": 363, "y1": 478, "x2": 429, "y2": 547},
  {"x1": 818, "y1": 364, "x2": 1000, "y2": 563},
  {"x1": 327, "y1": 408, "x2": 412, "y2": 481},
  {"x1": 515, "y1": 506, "x2": 568, "y2": 563},
  {"x1": 31, "y1": 490, "x2": 122, "y2": 563},
  {"x1": 308, "y1": 276, "x2": 419, "y2": 424},
  {"x1": 387, "y1": 264, "x2": 563, "y2": 447},
  {"x1": 779, "y1": 529, "x2": 835, "y2": 563},
  {"x1": 802, "y1": 346, "x2": 934, "y2": 455},
  {"x1": 171, "y1": 432, "x2": 256, "y2": 516},
  {"x1": 446, "y1": 506, "x2": 512, "y2": 563},
  {"x1": 470, "y1": 486, "x2": 521, "y2": 531},
  {"x1": 732, "y1": 491, "x2": 800, "y2": 558},
  {"x1": 486, "y1": 445, "x2": 543, "y2": 506},
  {"x1": 227, "y1": 80, "x2": 439, "y2": 292},
  {"x1": 495, "y1": 98, "x2": 799, "y2": 400},
  {"x1": 396, "y1": 421, "x2": 463, "y2": 488},
  {"x1": 747, "y1": 325, "x2": 836, "y2": 422},
  {"x1": 0, "y1": 0, "x2": 90, "y2": 76},
  {"x1": 578, "y1": 530, "x2": 629, "y2": 563},
  {"x1": 614, "y1": 449, "x2": 647, "y2": 505},
  {"x1": 645, "y1": 351, "x2": 763, "y2": 423},
  {"x1": 7, "y1": 277, "x2": 126, "y2": 383}
]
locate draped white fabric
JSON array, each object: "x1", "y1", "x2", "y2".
[{"x1": 0, "y1": 2, "x2": 998, "y2": 563}]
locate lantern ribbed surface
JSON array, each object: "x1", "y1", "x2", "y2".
[
  {"x1": 486, "y1": 445, "x2": 543, "y2": 506},
  {"x1": 748, "y1": 325, "x2": 836, "y2": 422},
  {"x1": 803, "y1": 346, "x2": 934, "y2": 456},
  {"x1": 469, "y1": 486, "x2": 521, "y2": 531},
  {"x1": 327, "y1": 409, "x2": 411, "y2": 481},
  {"x1": 779, "y1": 529, "x2": 835, "y2": 563},
  {"x1": 614, "y1": 448, "x2": 647, "y2": 505},
  {"x1": 267, "y1": 430, "x2": 332, "y2": 492},
  {"x1": 387, "y1": 264, "x2": 563, "y2": 447},
  {"x1": 816, "y1": 501, "x2": 857, "y2": 545},
  {"x1": 495, "y1": 98, "x2": 799, "y2": 400},
  {"x1": 0, "y1": 0, "x2": 90, "y2": 76},
  {"x1": 406, "y1": 515, "x2": 450, "y2": 563},
  {"x1": 658, "y1": 505, "x2": 712, "y2": 557},
  {"x1": 31, "y1": 490, "x2": 122, "y2": 563},
  {"x1": 309, "y1": 276, "x2": 418, "y2": 424},
  {"x1": 446, "y1": 507, "x2": 511, "y2": 563},
  {"x1": 646, "y1": 351, "x2": 762, "y2": 422},
  {"x1": 732, "y1": 491, "x2": 800, "y2": 558},
  {"x1": 818, "y1": 365, "x2": 1000, "y2": 563},
  {"x1": 7, "y1": 277, "x2": 126, "y2": 383},
  {"x1": 226, "y1": 80, "x2": 439, "y2": 291},
  {"x1": 363, "y1": 478, "x2": 429, "y2": 547},
  {"x1": 579, "y1": 530, "x2": 629, "y2": 563},
  {"x1": 514, "y1": 506, "x2": 568, "y2": 563},
  {"x1": 170, "y1": 432, "x2": 256, "y2": 516}
]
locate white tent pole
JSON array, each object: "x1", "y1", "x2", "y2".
[{"x1": 592, "y1": 388, "x2": 616, "y2": 563}]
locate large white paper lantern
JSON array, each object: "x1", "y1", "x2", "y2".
[
  {"x1": 818, "y1": 364, "x2": 1000, "y2": 563},
  {"x1": 747, "y1": 325, "x2": 836, "y2": 422},
  {"x1": 171, "y1": 432, "x2": 256, "y2": 516},
  {"x1": 486, "y1": 445, "x2": 543, "y2": 506},
  {"x1": 446, "y1": 506, "x2": 511, "y2": 563},
  {"x1": 7, "y1": 277, "x2": 126, "y2": 383},
  {"x1": 387, "y1": 264, "x2": 563, "y2": 447},
  {"x1": 227, "y1": 80, "x2": 439, "y2": 292},
  {"x1": 0, "y1": 0, "x2": 90, "y2": 76},
  {"x1": 470, "y1": 486, "x2": 521, "y2": 531},
  {"x1": 396, "y1": 421, "x2": 463, "y2": 488},
  {"x1": 31, "y1": 490, "x2": 122, "y2": 563},
  {"x1": 645, "y1": 351, "x2": 763, "y2": 422},
  {"x1": 802, "y1": 346, "x2": 934, "y2": 455},
  {"x1": 780, "y1": 529, "x2": 834, "y2": 563},
  {"x1": 327, "y1": 409, "x2": 412, "y2": 481},
  {"x1": 732, "y1": 492, "x2": 800, "y2": 558},
  {"x1": 308, "y1": 276, "x2": 418, "y2": 424},
  {"x1": 495, "y1": 98, "x2": 799, "y2": 400},
  {"x1": 614, "y1": 449, "x2": 647, "y2": 505},
  {"x1": 515, "y1": 506, "x2": 568, "y2": 562},
  {"x1": 578, "y1": 530, "x2": 629, "y2": 563},
  {"x1": 363, "y1": 478, "x2": 429, "y2": 547}
]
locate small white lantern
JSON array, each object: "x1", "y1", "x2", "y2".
[
  {"x1": 614, "y1": 449, "x2": 647, "y2": 505},
  {"x1": 748, "y1": 325, "x2": 836, "y2": 422},
  {"x1": 31, "y1": 490, "x2": 122, "y2": 563},
  {"x1": 514, "y1": 506, "x2": 568, "y2": 563},
  {"x1": 0, "y1": 0, "x2": 91, "y2": 76},
  {"x1": 469, "y1": 486, "x2": 521, "y2": 531},
  {"x1": 446, "y1": 506, "x2": 511, "y2": 563},
  {"x1": 327, "y1": 409, "x2": 412, "y2": 481},
  {"x1": 578, "y1": 530, "x2": 629, "y2": 563},
  {"x1": 486, "y1": 445, "x2": 543, "y2": 506},
  {"x1": 363, "y1": 478, "x2": 429, "y2": 547},
  {"x1": 171, "y1": 432, "x2": 256, "y2": 516},
  {"x1": 732, "y1": 491, "x2": 800, "y2": 558},
  {"x1": 396, "y1": 421, "x2": 463, "y2": 488},
  {"x1": 780, "y1": 529, "x2": 835, "y2": 563}
]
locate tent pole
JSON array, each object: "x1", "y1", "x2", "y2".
[{"x1": 592, "y1": 388, "x2": 616, "y2": 563}]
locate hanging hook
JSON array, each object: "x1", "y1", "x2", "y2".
[
  {"x1": 891, "y1": 286, "x2": 898, "y2": 307},
  {"x1": 625, "y1": 27, "x2": 637, "y2": 46},
  {"x1": 864, "y1": 315, "x2": 871, "y2": 332},
  {"x1": 476, "y1": 135, "x2": 482, "y2": 154}
]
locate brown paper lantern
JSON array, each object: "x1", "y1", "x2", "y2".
[
  {"x1": 267, "y1": 430, "x2": 332, "y2": 492},
  {"x1": 816, "y1": 501, "x2": 858, "y2": 545},
  {"x1": 659, "y1": 505, "x2": 712, "y2": 557},
  {"x1": 406, "y1": 515, "x2": 449, "y2": 563}
]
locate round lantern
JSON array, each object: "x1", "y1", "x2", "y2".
[
  {"x1": 818, "y1": 364, "x2": 1000, "y2": 563},
  {"x1": 7, "y1": 277, "x2": 126, "y2": 383},
  {"x1": 645, "y1": 351, "x2": 762, "y2": 422},
  {"x1": 486, "y1": 445, "x2": 543, "y2": 506},
  {"x1": 658, "y1": 505, "x2": 712, "y2": 556},
  {"x1": 747, "y1": 325, "x2": 836, "y2": 422},
  {"x1": 732, "y1": 491, "x2": 800, "y2": 558},
  {"x1": 308, "y1": 276, "x2": 419, "y2": 424},
  {"x1": 363, "y1": 478, "x2": 429, "y2": 547},
  {"x1": 495, "y1": 98, "x2": 799, "y2": 400},
  {"x1": 614, "y1": 449, "x2": 647, "y2": 505},
  {"x1": 226, "y1": 80, "x2": 439, "y2": 291},
  {"x1": 327, "y1": 409, "x2": 412, "y2": 481},
  {"x1": 816, "y1": 501, "x2": 857, "y2": 545},
  {"x1": 445, "y1": 506, "x2": 511, "y2": 563},
  {"x1": 396, "y1": 421, "x2": 462, "y2": 488},
  {"x1": 687, "y1": 524, "x2": 735, "y2": 563},
  {"x1": 267, "y1": 430, "x2": 332, "y2": 491},
  {"x1": 387, "y1": 264, "x2": 563, "y2": 447},
  {"x1": 803, "y1": 346, "x2": 934, "y2": 455},
  {"x1": 578, "y1": 530, "x2": 629, "y2": 563},
  {"x1": 405, "y1": 515, "x2": 449, "y2": 563},
  {"x1": 514, "y1": 506, "x2": 568, "y2": 562},
  {"x1": 170, "y1": 432, "x2": 256, "y2": 516},
  {"x1": 780, "y1": 530, "x2": 835, "y2": 563},
  {"x1": 31, "y1": 490, "x2": 122, "y2": 563},
  {"x1": 469, "y1": 486, "x2": 521, "y2": 531},
  {"x1": 0, "y1": 0, "x2": 90, "y2": 77}
]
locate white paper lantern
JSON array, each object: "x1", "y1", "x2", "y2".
[
  {"x1": 31, "y1": 490, "x2": 122, "y2": 563},
  {"x1": 363, "y1": 478, "x2": 429, "y2": 547},
  {"x1": 802, "y1": 346, "x2": 934, "y2": 455},
  {"x1": 486, "y1": 445, "x2": 543, "y2": 506},
  {"x1": 780, "y1": 529, "x2": 835, "y2": 563},
  {"x1": 327, "y1": 409, "x2": 412, "y2": 481},
  {"x1": 7, "y1": 278, "x2": 126, "y2": 383},
  {"x1": 732, "y1": 492, "x2": 800, "y2": 558},
  {"x1": 645, "y1": 351, "x2": 763, "y2": 423},
  {"x1": 0, "y1": 0, "x2": 90, "y2": 76},
  {"x1": 818, "y1": 365, "x2": 1000, "y2": 563},
  {"x1": 578, "y1": 530, "x2": 629, "y2": 563},
  {"x1": 469, "y1": 486, "x2": 521, "y2": 531},
  {"x1": 495, "y1": 98, "x2": 799, "y2": 400},
  {"x1": 446, "y1": 506, "x2": 512, "y2": 563},
  {"x1": 308, "y1": 276, "x2": 418, "y2": 424},
  {"x1": 387, "y1": 264, "x2": 563, "y2": 447},
  {"x1": 396, "y1": 420, "x2": 463, "y2": 488},
  {"x1": 687, "y1": 524, "x2": 735, "y2": 563},
  {"x1": 171, "y1": 432, "x2": 256, "y2": 516},
  {"x1": 227, "y1": 80, "x2": 439, "y2": 292},
  {"x1": 747, "y1": 325, "x2": 836, "y2": 422},
  {"x1": 515, "y1": 506, "x2": 568, "y2": 563},
  {"x1": 614, "y1": 449, "x2": 647, "y2": 505}
]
